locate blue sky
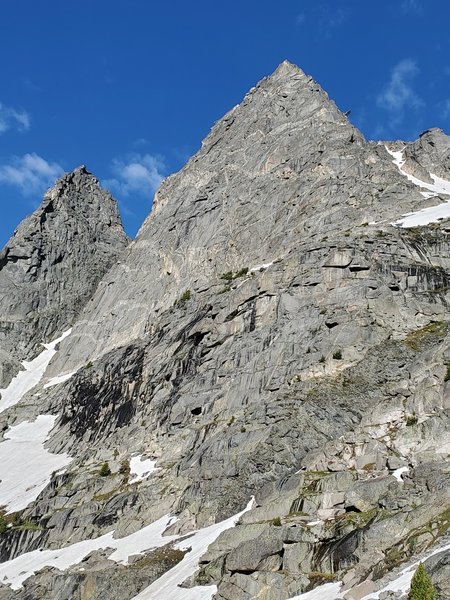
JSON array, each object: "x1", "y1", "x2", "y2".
[{"x1": 1, "y1": 0, "x2": 450, "y2": 247}]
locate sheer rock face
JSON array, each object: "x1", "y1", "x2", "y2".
[
  {"x1": 49, "y1": 60, "x2": 428, "y2": 377},
  {"x1": 0, "y1": 166, "x2": 128, "y2": 387},
  {"x1": 1, "y1": 62, "x2": 450, "y2": 600},
  {"x1": 403, "y1": 127, "x2": 450, "y2": 180}
]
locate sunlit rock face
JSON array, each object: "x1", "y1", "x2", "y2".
[
  {"x1": 0, "y1": 166, "x2": 128, "y2": 387},
  {"x1": 0, "y1": 62, "x2": 450, "y2": 600}
]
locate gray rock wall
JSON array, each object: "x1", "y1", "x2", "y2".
[
  {"x1": 0, "y1": 166, "x2": 128, "y2": 387},
  {"x1": 1, "y1": 61, "x2": 450, "y2": 599}
]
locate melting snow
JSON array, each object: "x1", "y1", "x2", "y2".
[
  {"x1": 385, "y1": 146, "x2": 450, "y2": 227},
  {"x1": 130, "y1": 498, "x2": 254, "y2": 600},
  {"x1": 129, "y1": 455, "x2": 159, "y2": 484},
  {"x1": 0, "y1": 415, "x2": 72, "y2": 513},
  {"x1": 0, "y1": 329, "x2": 72, "y2": 414},
  {"x1": 0, "y1": 499, "x2": 254, "y2": 594}
]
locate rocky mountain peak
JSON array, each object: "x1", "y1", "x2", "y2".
[
  {"x1": 269, "y1": 58, "x2": 306, "y2": 78},
  {"x1": 0, "y1": 167, "x2": 129, "y2": 387},
  {"x1": 1, "y1": 62, "x2": 450, "y2": 600},
  {"x1": 48, "y1": 61, "x2": 431, "y2": 377}
]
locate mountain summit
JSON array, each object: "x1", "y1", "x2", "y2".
[
  {"x1": 0, "y1": 166, "x2": 128, "y2": 387},
  {"x1": 0, "y1": 62, "x2": 450, "y2": 600}
]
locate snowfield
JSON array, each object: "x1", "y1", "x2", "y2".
[
  {"x1": 130, "y1": 498, "x2": 254, "y2": 600},
  {"x1": 0, "y1": 515, "x2": 178, "y2": 589},
  {"x1": 0, "y1": 329, "x2": 72, "y2": 413},
  {"x1": 0, "y1": 498, "x2": 254, "y2": 596},
  {"x1": 385, "y1": 146, "x2": 450, "y2": 227},
  {"x1": 0, "y1": 415, "x2": 72, "y2": 513}
]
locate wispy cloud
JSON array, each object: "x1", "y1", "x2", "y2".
[
  {"x1": 376, "y1": 59, "x2": 423, "y2": 128},
  {"x1": 0, "y1": 154, "x2": 63, "y2": 195},
  {"x1": 400, "y1": 0, "x2": 423, "y2": 14},
  {"x1": 0, "y1": 102, "x2": 30, "y2": 134},
  {"x1": 442, "y1": 99, "x2": 450, "y2": 119},
  {"x1": 318, "y1": 6, "x2": 350, "y2": 33},
  {"x1": 133, "y1": 138, "x2": 149, "y2": 147},
  {"x1": 104, "y1": 153, "x2": 165, "y2": 199},
  {"x1": 295, "y1": 5, "x2": 350, "y2": 36}
]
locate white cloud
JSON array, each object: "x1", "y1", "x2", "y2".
[
  {"x1": 0, "y1": 154, "x2": 63, "y2": 196},
  {"x1": 0, "y1": 102, "x2": 30, "y2": 134},
  {"x1": 104, "y1": 153, "x2": 165, "y2": 198},
  {"x1": 377, "y1": 59, "x2": 423, "y2": 122}
]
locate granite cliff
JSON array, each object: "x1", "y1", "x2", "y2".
[{"x1": 0, "y1": 61, "x2": 449, "y2": 600}]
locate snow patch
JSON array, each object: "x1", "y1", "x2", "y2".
[
  {"x1": 0, "y1": 415, "x2": 72, "y2": 513},
  {"x1": 129, "y1": 455, "x2": 158, "y2": 484},
  {"x1": 0, "y1": 329, "x2": 72, "y2": 414},
  {"x1": 361, "y1": 539, "x2": 450, "y2": 598},
  {"x1": 288, "y1": 582, "x2": 342, "y2": 599},
  {"x1": 0, "y1": 515, "x2": 178, "y2": 589},
  {"x1": 43, "y1": 371, "x2": 76, "y2": 389},
  {"x1": 249, "y1": 261, "x2": 274, "y2": 273},
  {"x1": 393, "y1": 201, "x2": 450, "y2": 228},
  {"x1": 130, "y1": 498, "x2": 255, "y2": 600},
  {"x1": 0, "y1": 499, "x2": 254, "y2": 594},
  {"x1": 385, "y1": 146, "x2": 450, "y2": 227},
  {"x1": 392, "y1": 466, "x2": 409, "y2": 482},
  {"x1": 287, "y1": 539, "x2": 450, "y2": 600}
]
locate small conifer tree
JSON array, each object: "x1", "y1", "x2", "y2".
[{"x1": 408, "y1": 563, "x2": 436, "y2": 600}]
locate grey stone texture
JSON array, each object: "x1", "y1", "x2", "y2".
[
  {"x1": 1, "y1": 61, "x2": 450, "y2": 599},
  {"x1": 0, "y1": 166, "x2": 128, "y2": 387}
]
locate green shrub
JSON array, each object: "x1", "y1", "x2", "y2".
[
  {"x1": 0, "y1": 514, "x2": 7, "y2": 535},
  {"x1": 99, "y1": 462, "x2": 111, "y2": 477},
  {"x1": 408, "y1": 562, "x2": 436, "y2": 599},
  {"x1": 119, "y1": 459, "x2": 130, "y2": 475},
  {"x1": 319, "y1": 355, "x2": 326, "y2": 363},
  {"x1": 179, "y1": 289, "x2": 191, "y2": 302},
  {"x1": 406, "y1": 413, "x2": 418, "y2": 426},
  {"x1": 333, "y1": 350, "x2": 342, "y2": 360},
  {"x1": 220, "y1": 268, "x2": 248, "y2": 282},
  {"x1": 234, "y1": 267, "x2": 249, "y2": 278}
]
